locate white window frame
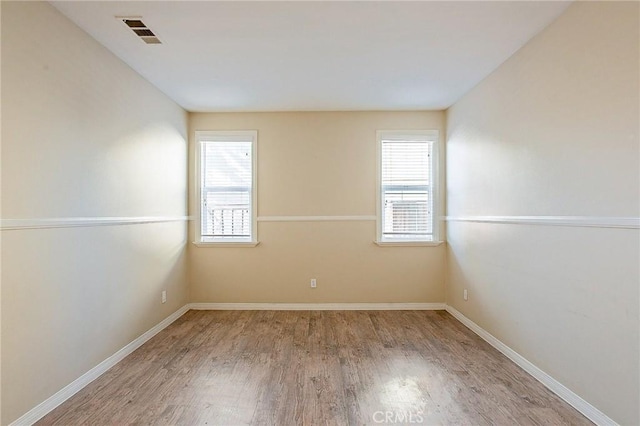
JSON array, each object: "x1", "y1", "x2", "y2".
[
  {"x1": 375, "y1": 130, "x2": 441, "y2": 246},
  {"x1": 194, "y1": 130, "x2": 258, "y2": 247}
]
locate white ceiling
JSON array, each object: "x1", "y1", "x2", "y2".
[{"x1": 51, "y1": 1, "x2": 571, "y2": 112}]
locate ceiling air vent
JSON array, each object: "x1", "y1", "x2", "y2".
[{"x1": 119, "y1": 17, "x2": 161, "y2": 44}]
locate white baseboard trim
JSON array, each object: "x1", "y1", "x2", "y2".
[
  {"x1": 9, "y1": 305, "x2": 190, "y2": 426},
  {"x1": 11, "y1": 303, "x2": 615, "y2": 426},
  {"x1": 188, "y1": 302, "x2": 446, "y2": 311},
  {"x1": 444, "y1": 305, "x2": 617, "y2": 426},
  {"x1": 8, "y1": 302, "x2": 442, "y2": 424}
]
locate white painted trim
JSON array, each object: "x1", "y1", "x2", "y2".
[
  {"x1": 194, "y1": 130, "x2": 258, "y2": 245},
  {"x1": 444, "y1": 305, "x2": 618, "y2": 426},
  {"x1": 376, "y1": 129, "x2": 441, "y2": 243},
  {"x1": 189, "y1": 302, "x2": 446, "y2": 311},
  {"x1": 257, "y1": 215, "x2": 376, "y2": 222},
  {"x1": 0, "y1": 216, "x2": 191, "y2": 231},
  {"x1": 9, "y1": 305, "x2": 190, "y2": 426},
  {"x1": 192, "y1": 241, "x2": 260, "y2": 248},
  {"x1": 444, "y1": 215, "x2": 639, "y2": 229},
  {"x1": 373, "y1": 240, "x2": 444, "y2": 247},
  {"x1": 11, "y1": 303, "x2": 615, "y2": 426}
]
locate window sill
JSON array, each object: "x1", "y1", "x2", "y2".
[
  {"x1": 192, "y1": 241, "x2": 260, "y2": 248},
  {"x1": 374, "y1": 240, "x2": 444, "y2": 247}
]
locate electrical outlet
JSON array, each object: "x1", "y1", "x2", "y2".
[
  {"x1": 162, "y1": 290, "x2": 167, "y2": 304},
  {"x1": 463, "y1": 289, "x2": 468, "y2": 301},
  {"x1": 310, "y1": 278, "x2": 317, "y2": 288}
]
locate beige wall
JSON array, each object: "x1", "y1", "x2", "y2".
[
  {"x1": 0, "y1": 2, "x2": 4, "y2": 422},
  {"x1": 189, "y1": 112, "x2": 446, "y2": 303},
  {"x1": 4, "y1": 0, "x2": 638, "y2": 424},
  {"x1": 445, "y1": 2, "x2": 639, "y2": 424},
  {"x1": 1, "y1": 2, "x2": 189, "y2": 424}
]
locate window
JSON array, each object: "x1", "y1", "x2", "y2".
[
  {"x1": 195, "y1": 131, "x2": 257, "y2": 245},
  {"x1": 377, "y1": 130, "x2": 439, "y2": 244}
]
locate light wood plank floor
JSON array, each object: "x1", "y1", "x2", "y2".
[{"x1": 38, "y1": 310, "x2": 591, "y2": 425}]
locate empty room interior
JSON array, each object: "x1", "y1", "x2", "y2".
[{"x1": 1, "y1": 1, "x2": 638, "y2": 425}]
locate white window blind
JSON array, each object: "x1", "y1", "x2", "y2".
[
  {"x1": 197, "y1": 132, "x2": 256, "y2": 244},
  {"x1": 378, "y1": 132, "x2": 437, "y2": 242}
]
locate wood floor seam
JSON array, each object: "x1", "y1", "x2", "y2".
[{"x1": 36, "y1": 310, "x2": 592, "y2": 426}]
